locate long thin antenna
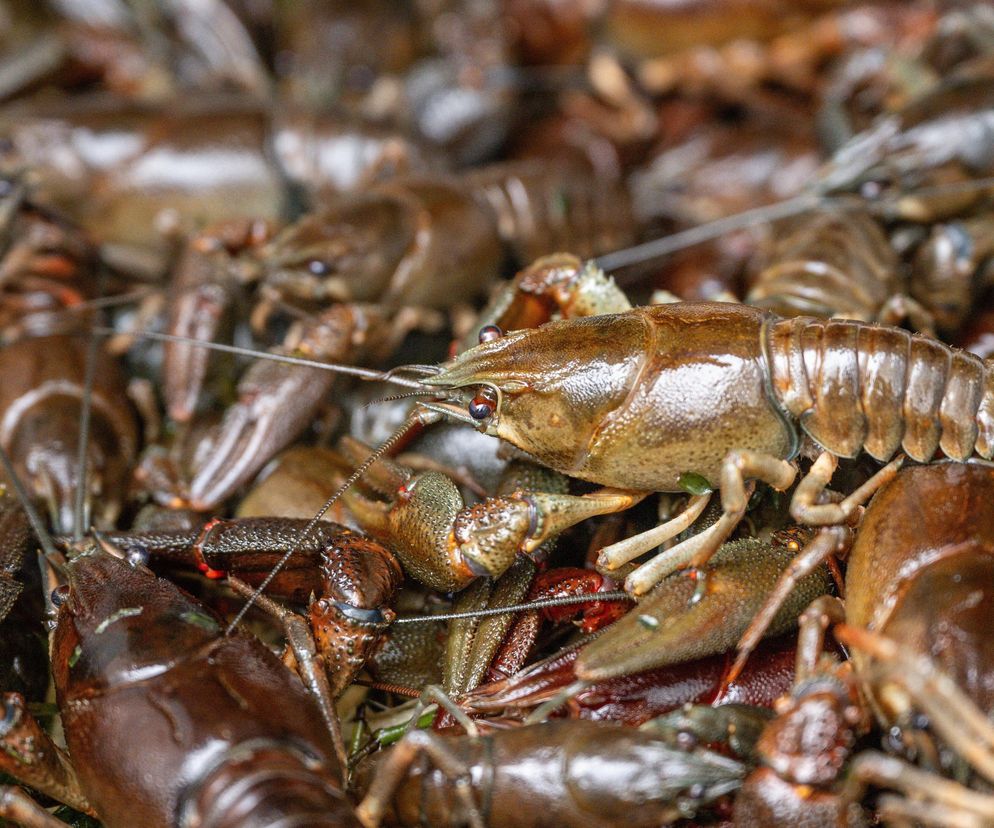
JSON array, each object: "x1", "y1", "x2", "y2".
[
  {"x1": 65, "y1": 288, "x2": 155, "y2": 312},
  {"x1": 596, "y1": 174, "x2": 994, "y2": 274},
  {"x1": 72, "y1": 266, "x2": 108, "y2": 540},
  {"x1": 87, "y1": 326, "x2": 429, "y2": 390},
  {"x1": 390, "y1": 591, "x2": 634, "y2": 624},
  {"x1": 224, "y1": 415, "x2": 419, "y2": 635},
  {"x1": 595, "y1": 193, "x2": 823, "y2": 273}
]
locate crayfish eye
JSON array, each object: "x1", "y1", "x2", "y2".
[
  {"x1": 859, "y1": 176, "x2": 894, "y2": 201},
  {"x1": 307, "y1": 258, "x2": 330, "y2": 276},
  {"x1": 468, "y1": 387, "x2": 498, "y2": 420},
  {"x1": 478, "y1": 324, "x2": 503, "y2": 344}
]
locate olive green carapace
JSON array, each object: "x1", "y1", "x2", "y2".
[
  {"x1": 576, "y1": 530, "x2": 830, "y2": 681},
  {"x1": 431, "y1": 303, "x2": 795, "y2": 491}
]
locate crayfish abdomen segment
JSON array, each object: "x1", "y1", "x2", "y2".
[{"x1": 766, "y1": 316, "x2": 994, "y2": 462}]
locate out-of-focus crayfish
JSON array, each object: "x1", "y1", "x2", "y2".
[
  {"x1": 746, "y1": 206, "x2": 937, "y2": 331},
  {"x1": 0, "y1": 94, "x2": 442, "y2": 276},
  {"x1": 814, "y1": 56, "x2": 994, "y2": 218},
  {"x1": 0, "y1": 0, "x2": 268, "y2": 104},
  {"x1": 747, "y1": 203, "x2": 994, "y2": 338},
  {"x1": 0, "y1": 178, "x2": 138, "y2": 533},
  {"x1": 353, "y1": 718, "x2": 748, "y2": 828}
]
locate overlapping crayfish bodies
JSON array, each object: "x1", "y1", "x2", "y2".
[
  {"x1": 733, "y1": 462, "x2": 994, "y2": 826},
  {"x1": 51, "y1": 549, "x2": 359, "y2": 828}
]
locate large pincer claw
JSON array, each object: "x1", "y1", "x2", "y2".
[
  {"x1": 182, "y1": 305, "x2": 385, "y2": 510},
  {"x1": 163, "y1": 224, "x2": 265, "y2": 422}
]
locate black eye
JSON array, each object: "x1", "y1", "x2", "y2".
[
  {"x1": 860, "y1": 179, "x2": 885, "y2": 200},
  {"x1": 308, "y1": 259, "x2": 329, "y2": 276},
  {"x1": 468, "y1": 388, "x2": 497, "y2": 420},
  {"x1": 50, "y1": 585, "x2": 70, "y2": 607},
  {"x1": 478, "y1": 324, "x2": 503, "y2": 344}
]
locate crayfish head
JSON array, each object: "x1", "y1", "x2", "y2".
[
  {"x1": 426, "y1": 313, "x2": 643, "y2": 480},
  {"x1": 258, "y1": 194, "x2": 413, "y2": 305}
]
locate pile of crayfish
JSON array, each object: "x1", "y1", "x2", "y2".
[{"x1": 2, "y1": 1, "x2": 994, "y2": 826}]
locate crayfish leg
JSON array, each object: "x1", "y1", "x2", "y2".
[
  {"x1": 841, "y1": 752, "x2": 994, "y2": 827},
  {"x1": 227, "y1": 576, "x2": 347, "y2": 780},
  {"x1": 837, "y1": 625, "x2": 994, "y2": 785},
  {"x1": 602, "y1": 450, "x2": 796, "y2": 596},
  {"x1": 790, "y1": 452, "x2": 904, "y2": 526},
  {"x1": 356, "y1": 728, "x2": 486, "y2": 828}
]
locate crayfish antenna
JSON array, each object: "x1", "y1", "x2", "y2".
[
  {"x1": 389, "y1": 592, "x2": 634, "y2": 625},
  {"x1": 72, "y1": 265, "x2": 109, "y2": 542},
  {"x1": 597, "y1": 173, "x2": 994, "y2": 275},
  {"x1": 86, "y1": 326, "x2": 435, "y2": 391},
  {"x1": 224, "y1": 413, "x2": 427, "y2": 635},
  {"x1": 362, "y1": 390, "x2": 442, "y2": 408},
  {"x1": 598, "y1": 192, "x2": 825, "y2": 273}
]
